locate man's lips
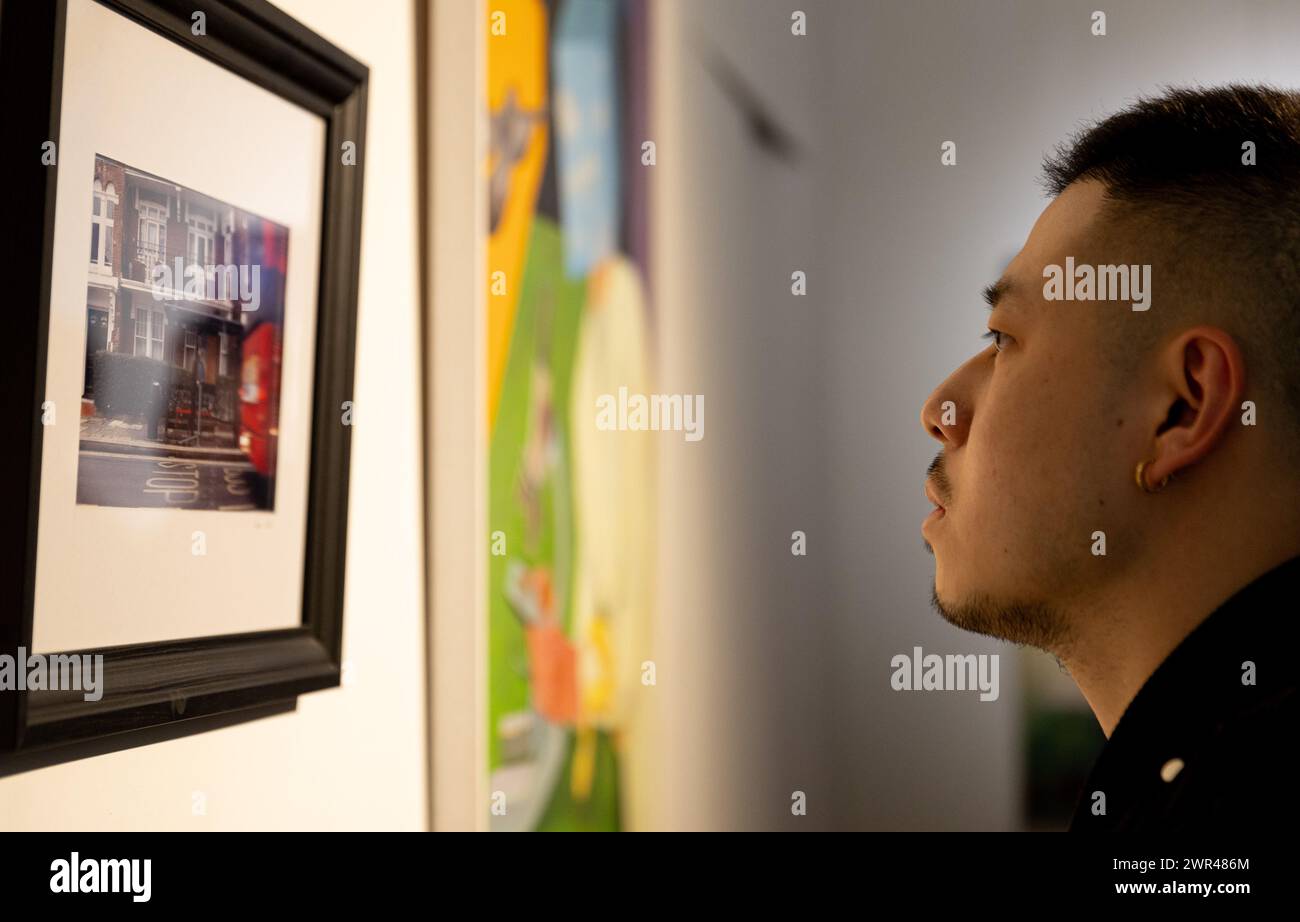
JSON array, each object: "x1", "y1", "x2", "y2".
[{"x1": 924, "y1": 480, "x2": 946, "y2": 512}]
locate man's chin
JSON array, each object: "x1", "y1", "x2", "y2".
[{"x1": 929, "y1": 580, "x2": 1069, "y2": 653}]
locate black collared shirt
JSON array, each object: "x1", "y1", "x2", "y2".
[{"x1": 1069, "y1": 555, "x2": 1300, "y2": 831}]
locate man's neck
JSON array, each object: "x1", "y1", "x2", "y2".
[{"x1": 1057, "y1": 541, "x2": 1300, "y2": 738}]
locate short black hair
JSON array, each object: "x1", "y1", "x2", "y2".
[
  {"x1": 1042, "y1": 85, "x2": 1300, "y2": 434},
  {"x1": 1042, "y1": 85, "x2": 1300, "y2": 200}
]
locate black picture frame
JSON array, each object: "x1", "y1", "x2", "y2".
[{"x1": 0, "y1": 0, "x2": 367, "y2": 774}]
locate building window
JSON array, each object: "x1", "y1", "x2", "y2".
[
  {"x1": 137, "y1": 200, "x2": 167, "y2": 270},
  {"x1": 219, "y1": 331, "x2": 230, "y2": 377},
  {"x1": 183, "y1": 330, "x2": 199, "y2": 372},
  {"x1": 134, "y1": 306, "x2": 165, "y2": 361},
  {"x1": 187, "y1": 207, "x2": 216, "y2": 272},
  {"x1": 90, "y1": 180, "x2": 116, "y2": 268}
]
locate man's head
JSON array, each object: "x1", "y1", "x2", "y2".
[{"x1": 920, "y1": 85, "x2": 1300, "y2": 653}]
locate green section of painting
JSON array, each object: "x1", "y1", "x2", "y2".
[{"x1": 487, "y1": 216, "x2": 619, "y2": 830}]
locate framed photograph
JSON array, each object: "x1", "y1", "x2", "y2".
[{"x1": 0, "y1": 0, "x2": 367, "y2": 772}]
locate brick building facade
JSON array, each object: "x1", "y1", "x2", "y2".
[{"x1": 83, "y1": 154, "x2": 250, "y2": 445}]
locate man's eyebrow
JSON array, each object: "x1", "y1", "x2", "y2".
[{"x1": 982, "y1": 279, "x2": 1012, "y2": 310}]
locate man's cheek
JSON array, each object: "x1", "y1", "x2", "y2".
[
  {"x1": 968, "y1": 411, "x2": 1036, "y2": 490},
  {"x1": 964, "y1": 430, "x2": 1048, "y2": 541}
]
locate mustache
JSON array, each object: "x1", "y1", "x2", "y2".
[{"x1": 927, "y1": 452, "x2": 952, "y2": 506}]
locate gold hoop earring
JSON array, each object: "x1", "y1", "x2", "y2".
[{"x1": 1135, "y1": 459, "x2": 1169, "y2": 494}]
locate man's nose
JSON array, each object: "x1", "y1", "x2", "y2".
[{"x1": 920, "y1": 358, "x2": 977, "y2": 447}]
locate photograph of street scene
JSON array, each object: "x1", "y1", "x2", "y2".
[{"x1": 78, "y1": 154, "x2": 289, "y2": 511}]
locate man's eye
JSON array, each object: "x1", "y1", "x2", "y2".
[{"x1": 982, "y1": 328, "x2": 1014, "y2": 352}]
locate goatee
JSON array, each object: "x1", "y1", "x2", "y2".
[{"x1": 929, "y1": 581, "x2": 1071, "y2": 653}]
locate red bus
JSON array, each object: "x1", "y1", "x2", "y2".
[{"x1": 238, "y1": 321, "x2": 280, "y2": 498}]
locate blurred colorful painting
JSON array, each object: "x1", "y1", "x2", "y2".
[{"x1": 487, "y1": 0, "x2": 653, "y2": 831}]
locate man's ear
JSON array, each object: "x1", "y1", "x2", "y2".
[{"x1": 1144, "y1": 325, "x2": 1245, "y2": 486}]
